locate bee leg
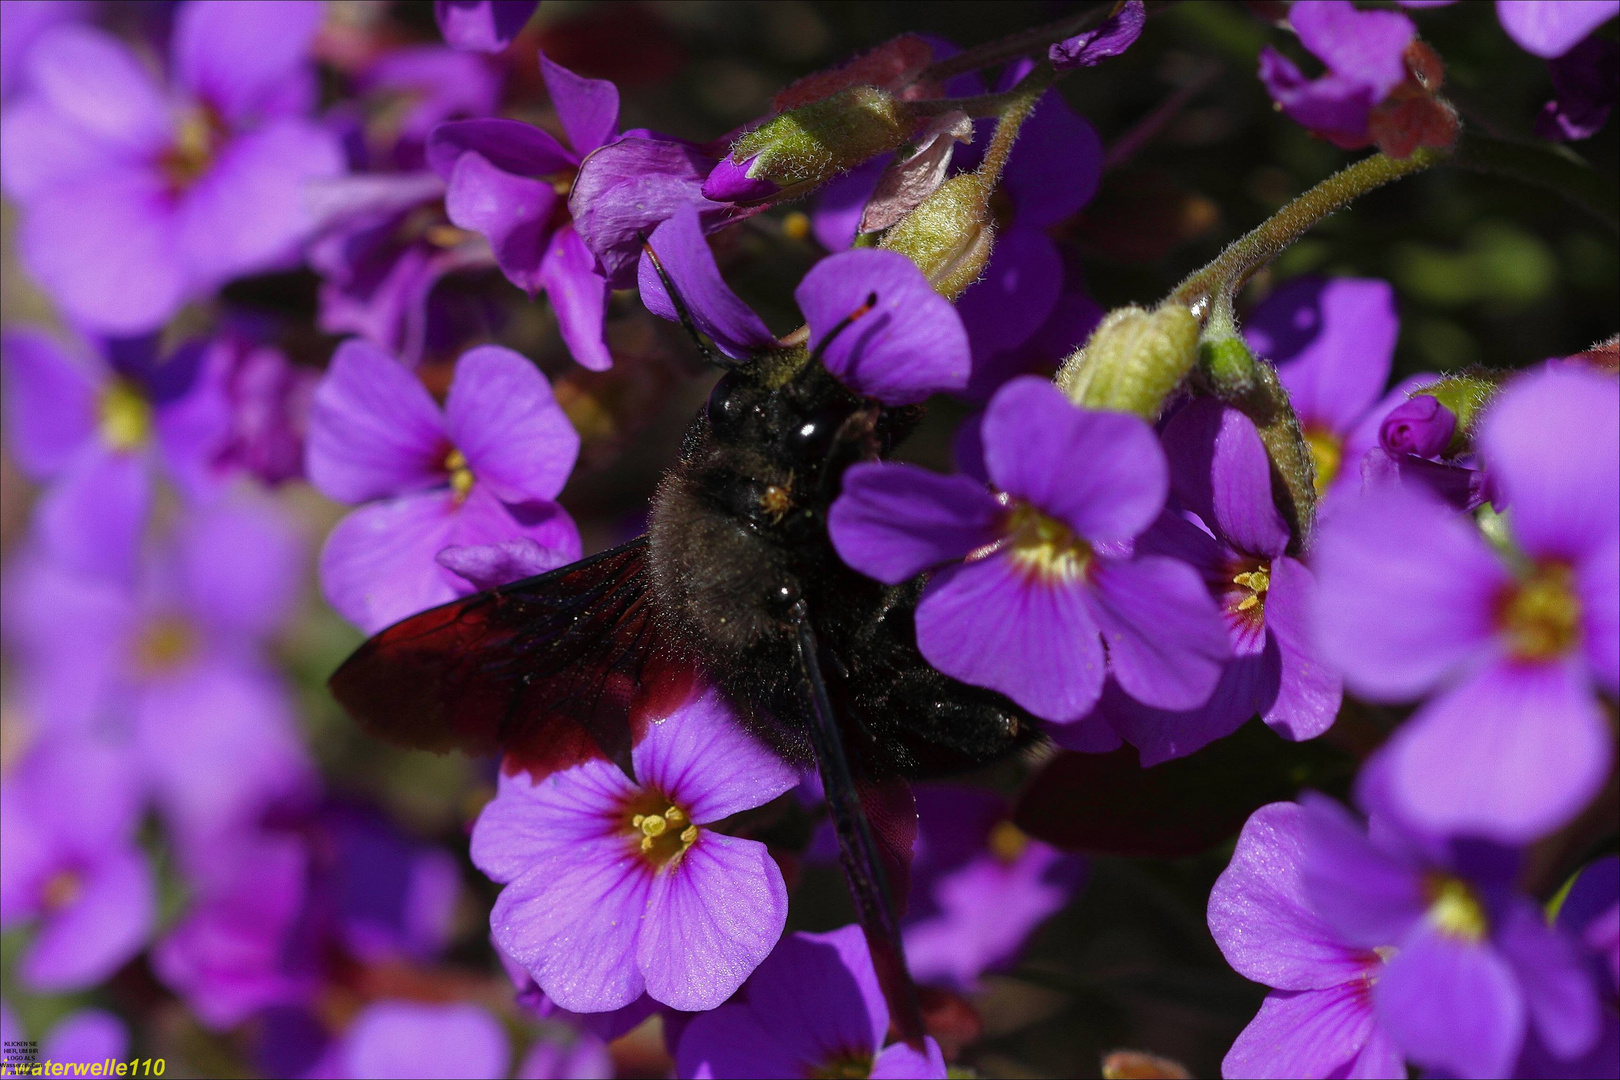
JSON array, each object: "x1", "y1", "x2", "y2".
[{"x1": 789, "y1": 599, "x2": 928, "y2": 1051}]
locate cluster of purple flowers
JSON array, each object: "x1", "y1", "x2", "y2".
[{"x1": 1, "y1": 1, "x2": 1616, "y2": 1078}]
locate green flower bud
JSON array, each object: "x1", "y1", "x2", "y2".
[
  {"x1": 877, "y1": 173, "x2": 995, "y2": 299},
  {"x1": 1055, "y1": 304, "x2": 1200, "y2": 419},
  {"x1": 719, "y1": 86, "x2": 911, "y2": 198}
]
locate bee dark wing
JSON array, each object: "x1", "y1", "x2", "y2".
[
  {"x1": 791, "y1": 605, "x2": 927, "y2": 1050},
  {"x1": 329, "y1": 537, "x2": 694, "y2": 778}
]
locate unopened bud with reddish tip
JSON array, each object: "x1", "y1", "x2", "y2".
[{"x1": 1380, "y1": 395, "x2": 1457, "y2": 458}]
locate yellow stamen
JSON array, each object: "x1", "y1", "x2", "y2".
[
  {"x1": 444, "y1": 447, "x2": 474, "y2": 500},
  {"x1": 1231, "y1": 566, "x2": 1271, "y2": 613},
  {"x1": 1304, "y1": 427, "x2": 1342, "y2": 495},
  {"x1": 42, "y1": 869, "x2": 82, "y2": 911},
  {"x1": 627, "y1": 794, "x2": 699, "y2": 865},
  {"x1": 98, "y1": 380, "x2": 153, "y2": 451},
  {"x1": 1498, "y1": 563, "x2": 1580, "y2": 661},
  {"x1": 135, "y1": 616, "x2": 195, "y2": 674},
  {"x1": 782, "y1": 211, "x2": 812, "y2": 241},
  {"x1": 163, "y1": 106, "x2": 218, "y2": 188},
  {"x1": 1426, "y1": 875, "x2": 1488, "y2": 942},
  {"x1": 988, "y1": 819, "x2": 1030, "y2": 864},
  {"x1": 1003, "y1": 502, "x2": 1091, "y2": 584}
]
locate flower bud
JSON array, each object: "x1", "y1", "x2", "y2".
[
  {"x1": 877, "y1": 173, "x2": 995, "y2": 299},
  {"x1": 1379, "y1": 395, "x2": 1456, "y2": 458},
  {"x1": 1054, "y1": 304, "x2": 1200, "y2": 419},
  {"x1": 704, "y1": 86, "x2": 911, "y2": 204}
]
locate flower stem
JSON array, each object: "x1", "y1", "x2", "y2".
[
  {"x1": 916, "y1": 3, "x2": 1110, "y2": 85},
  {"x1": 975, "y1": 63, "x2": 1055, "y2": 185},
  {"x1": 1170, "y1": 146, "x2": 1448, "y2": 316}
]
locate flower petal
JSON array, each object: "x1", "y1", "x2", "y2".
[
  {"x1": 632, "y1": 687, "x2": 797, "y2": 824},
  {"x1": 178, "y1": 497, "x2": 303, "y2": 642},
  {"x1": 541, "y1": 52, "x2": 619, "y2": 156},
  {"x1": 445, "y1": 345, "x2": 579, "y2": 503},
  {"x1": 1210, "y1": 802, "x2": 1383, "y2": 991},
  {"x1": 40, "y1": 1011, "x2": 129, "y2": 1069},
  {"x1": 1299, "y1": 793, "x2": 1425, "y2": 950},
  {"x1": 33, "y1": 444, "x2": 149, "y2": 588},
  {"x1": 318, "y1": 490, "x2": 458, "y2": 634},
  {"x1": 434, "y1": 0, "x2": 538, "y2": 53},
  {"x1": 470, "y1": 760, "x2": 635, "y2": 885},
  {"x1": 1087, "y1": 555, "x2": 1230, "y2": 711},
  {"x1": 444, "y1": 150, "x2": 556, "y2": 295},
  {"x1": 170, "y1": 0, "x2": 324, "y2": 125},
  {"x1": 797, "y1": 248, "x2": 970, "y2": 404},
  {"x1": 1310, "y1": 484, "x2": 1506, "y2": 700},
  {"x1": 1375, "y1": 924, "x2": 1524, "y2": 1080},
  {"x1": 21, "y1": 846, "x2": 154, "y2": 992},
  {"x1": 745, "y1": 926, "x2": 890, "y2": 1057},
  {"x1": 426, "y1": 117, "x2": 576, "y2": 179},
  {"x1": 954, "y1": 226, "x2": 1063, "y2": 360},
  {"x1": 24, "y1": 24, "x2": 171, "y2": 153},
  {"x1": 306, "y1": 337, "x2": 448, "y2": 504},
  {"x1": 0, "y1": 329, "x2": 99, "y2": 480},
  {"x1": 1293, "y1": 0, "x2": 1414, "y2": 98},
  {"x1": 1001, "y1": 92, "x2": 1103, "y2": 225},
  {"x1": 1222, "y1": 984, "x2": 1383, "y2": 1080},
  {"x1": 983, "y1": 377, "x2": 1167, "y2": 542},
  {"x1": 1251, "y1": 277, "x2": 1399, "y2": 437},
  {"x1": 1495, "y1": 897, "x2": 1601, "y2": 1061},
  {"x1": 674, "y1": 1004, "x2": 805, "y2": 1079},
  {"x1": 1263, "y1": 556, "x2": 1343, "y2": 741},
  {"x1": 638, "y1": 832, "x2": 788, "y2": 1011},
  {"x1": 1162, "y1": 400, "x2": 1291, "y2": 558},
  {"x1": 1103, "y1": 651, "x2": 1270, "y2": 766},
  {"x1": 540, "y1": 225, "x2": 614, "y2": 371},
  {"x1": 638, "y1": 204, "x2": 776, "y2": 360},
  {"x1": 828, "y1": 462, "x2": 1002, "y2": 584},
  {"x1": 916, "y1": 554, "x2": 1105, "y2": 723},
  {"x1": 1385, "y1": 657, "x2": 1612, "y2": 843},
  {"x1": 1478, "y1": 364, "x2": 1619, "y2": 562},
  {"x1": 341, "y1": 1001, "x2": 510, "y2": 1080},
  {"x1": 492, "y1": 836, "x2": 652, "y2": 1012},
  {"x1": 1578, "y1": 533, "x2": 1619, "y2": 693},
  {"x1": 870, "y1": 1039, "x2": 948, "y2": 1079},
  {"x1": 1496, "y1": 0, "x2": 1619, "y2": 58}
]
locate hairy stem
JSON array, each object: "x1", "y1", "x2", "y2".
[{"x1": 915, "y1": 3, "x2": 1109, "y2": 84}]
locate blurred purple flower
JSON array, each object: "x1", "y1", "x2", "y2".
[
  {"x1": 208, "y1": 333, "x2": 319, "y2": 486},
  {"x1": 674, "y1": 925, "x2": 947, "y2": 1079},
  {"x1": 1050, "y1": 0, "x2": 1146, "y2": 70},
  {"x1": 1496, "y1": 0, "x2": 1619, "y2": 59},
  {"x1": 321, "y1": 803, "x2": 462, "y2": 965},
  {"x1": 426, "y1": 54, "x2": 622, "y2": 369},
  {"x1": 356, "y1": 46, "x2": 504, "y2": 170},
  {"x1": 517, "y1": 1029, "x2": 614, "y2": 1080},
  {"x1": 1057, "y1": 400, "x2": 1342, "y2": 763},
  {"x1": 0, "y1": 0, "x2": 85, "y2": 101},
  {"x1": 1361, "y1": 390, "x2": 1489, "y2": 510},
  {"x1": 1514, "y1": 855, "x2": 1620, "y2": 1078},
  {"x1": 471, "y1": 686, "x2": 796, "y2": 1013},
  {"x1": 0, "y1": 1, "x2": 345, "y2": 333},
  {"x1": 1258, "y1": 0, "x2": 1415, "y2": 147},
  {"x1": 435, "y1": 0, "x2": 538, "y2": 53},
  {"x1": 1244, "y1": 276, "x2": 1428, "y2": 514},
  {"x1": 0, "y1": 328, "x2": 230, "y2": 584},
  {"x1": 2, "y1": 498, "x2": 316, "y2": 850},
  {"x1": 0, "y1": 1004, "x2": 130, "y2": 1071},
  {"x1": 153, "y1": 829, "x2": 314, "y2": 1029},
  {"x1": 1209, "y1": 801, "x2": 1404, "y2": 1079},
  {"x1": 337, "y1": 1001, "x2": 510, "y2": 1079},
  {"x1": 639, "y1": 209, "x2": 970, "y2": 401},
  {"x1": 830, "y1": 376, "x2": 1228, "y2": 724},
  {"x1": 1535, "y1": 34, "x2": 1618, "y2": 140},
  {"x1": 1313, "y1": 364, "x2": 1618, "y2": 842},
  {"x1": 0, "y1": 735, "x2": 154, "y2": 992},
  {"x1": 903, "y1": 787, "x2": 1084, "y2": 991},
  {"x1": 959, "y1": 248, "x2": 1103, "y2": 403},
  {"x1": 306, "y1": 338, "x2": 581, "y2": 633}
]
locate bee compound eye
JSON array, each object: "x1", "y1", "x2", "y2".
[
  {"x1": 768, "y1": 580, "x2": 801, "y2": 615},
  {"x1": 706, "y1": 371, "x2": 748, "y2": 432},
  {"x1": 786, "y1": 403, "x2": 849, "y2": 463}
]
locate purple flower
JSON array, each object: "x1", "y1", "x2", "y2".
[
  {"x1": 639, "y1": 207, "x2": 970, "y2": 402},
  {"x1": 471, "y1": 686, "x2": 797, "y2": 1013},
  {"x1": 1050, "y1": 0, "x2": 1147, "y2": 70},
  {"x1": 1213, "y1": 757, "x2": 1605, "y2": 1079},
  {"x1": 0, "y1": 0, "x2": 84, "y2": 102},
  {"x1": 435, "y1": 0, "x2": 539, "y2": 53},
  {"x1": 1, "y1": 328, "x2": 230, "y2": 584},
  {"x1": 960, "y1": 248, "x2": 1103, "y2": 404},
  {"x1": 321, "y1": 803, "x2": 462, "y2": 965},
  {"x1": 152, "y1": 829, "x2": 314, "y2": 1028},
  {"x1": 353, "y1": 45, "x2": 504, "y2": 171},
  {"x1": 1379, "y1": 394, "x2": 1456, "y2": 459},
  {"x1": 0, "y1": 735, "x2": 154, "y2": 992},
  {"x1": 1244, "y1": 276, "x2": 1428, "y2": 514},
  {"x1": 1512, "y1": 855, "x2": 1620, "y2": 1078},
  {"x1": 831, "y1": 376, "x2": 1228, "y2": 724},
  {"x1": 337, "y1": 1001, "x2": 511, "y2": 1079},
  {"x1": 1313, "y1": 364, "x2": 1618, "y2": 842},
  {"x1": 1496, "y1": 0, "x2": 1619, "y2": 59},
  {"x1": 208, "y1": 332, "x2": 319, "y2": 486},
  {"x1": 0, "y1": 1, "x2": 345, "y2": 333},
  {"x1": 0, "y1": 1005, "x2": 130, "y2": 1072},
  {"x1": 1258, "y1": 0, "x2": 1415, "y2": 147},
  {"x1": 674, "y1": 925, "x2": 948, "y2": 1080},
  {"x1": 1535, "y1": 34, "x2": 1618, "y2": 140},
  {"x1": 306, "y1": 339, "x2": 581, "y2": 633},
  {"x1": 903, "y1": 787, "x2": 1084, "y2": 991},
  {"x1": 426, "y1": 54, "x2": 623, "y2": 370},
  {"x1": 1056, "y1": 400, "x2": 1343, "y2": 763},
  {"x1": 517, "y1": 1029, "x2": 614, "y2": 1080}
]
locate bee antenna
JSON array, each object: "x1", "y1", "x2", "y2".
[
  {"x1": 807, "y1": 291, "x2": 879, "y2": 369},
  {"x1": 639, "y1": 231, "x2": 743, "y2": 371}
]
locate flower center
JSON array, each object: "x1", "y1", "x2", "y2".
[
  {"x1": 1230, "y1": 565, "x2": 1271, "y2": 614},
  {"x1": 1497, "y1": 563, "x2": 1580, "y2": 661},
  {"x1": 809, "y1": 1055, "x2": 874, "y2": 1080},
  {"x1": 98, "y1": 380, "x2": 153, "y2": 451},
  {"x1": 1424, "y1": 874, "x2": 1488, "y2": 943},
  {"x1": 42, "y1": 868, "x2": 82, "y2": 912},
  {"x1": 161, "y1": 104, "x2": 223, "y2": 189},
  {"x1": 1304, "y1": 426, "x2": 1341, "y2": 495},
  {"x1": 988, "y1": 819, "x2": 1030, "y2": 864},
  {"x1": 444, "y1": 447, "x2": 474, "y2": 501},
  {"x1": 626, "y1": 793, "x2": 699, "y2": 867},
  {"x1": 1002, "y1": 502, "x2": 1091, "y2": 584},
  {"x1": 135, "y1": 616, "x2": 196, "y2": 674}
]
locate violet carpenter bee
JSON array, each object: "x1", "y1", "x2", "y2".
[{"x1": 329, "y1": 232, "x2": 1039, "y2": 1045}]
